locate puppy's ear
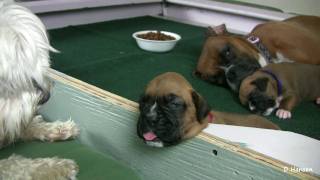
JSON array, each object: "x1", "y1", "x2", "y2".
[
  {"x1": 191, "y1": 91, "x2": 211, "y2": 122},
  {"x1": 251, "y1": 77, "x2": 269, "y2": 92},
  {"x1": 206, "y1": 24, "x2": 228, "y2": 37}
]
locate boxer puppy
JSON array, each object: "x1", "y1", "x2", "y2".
[
  {"x1": 221, "y1": 56, "x2": 261, "y2": 91},
  {"x1": 137, "y1": 72, "x2": 280, "y2": 147},
  {"x1": 239, "y1": 63, "x2": 320, "y2": 119},
  {"x1": 195, "y1": 16, "x2": 320, "y2": 87}
]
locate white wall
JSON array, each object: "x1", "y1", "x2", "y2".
[{"x1": 235, "y1": 0, "x2": 320, "y2": 16}]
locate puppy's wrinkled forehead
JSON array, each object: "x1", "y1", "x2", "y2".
[{"x1": 145, "y1": 72, "x2": 193, "y2": 102}]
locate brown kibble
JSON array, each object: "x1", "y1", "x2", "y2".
[{"x1": 137, "y1": 31, "x2": 175, "y2": 41}]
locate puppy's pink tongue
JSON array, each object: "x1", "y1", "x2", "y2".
[{"x1": 143, "y1": 132, "x2": 157, "y2": 141}]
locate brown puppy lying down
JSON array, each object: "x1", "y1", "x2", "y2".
[
  {"x1": 195, "y1": 16, "x2": 320, "y2": 87},
  {"x1": 137, "y1": 72, "x2": 279, "y2": 147},
  {"x1": 239, "y1": 63, "x2": 320, "y2": 119}
]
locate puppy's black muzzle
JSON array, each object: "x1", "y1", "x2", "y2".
[
  {"x1": 137, "y1": 94, "x2": 185, "y2": 147},
  {"x1": 248, "y1": 90, "x2": 276, "y2": 114}
]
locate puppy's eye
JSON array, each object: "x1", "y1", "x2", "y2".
[
  {"x1": 225, "y1": 48, "x2": 231, "y2": 57},
  {"x1": 220, "y1": 45, "x2": 235, "y2": 66},
  {"x1": 224, "y1": 47, "x2": 234, "y2": 60},
  {"x1": 166, "y1": 93, "x2": 177, "y2": 101},
  {"x1": 169, "y1": 101, "x2": 183, "y2": 108}
]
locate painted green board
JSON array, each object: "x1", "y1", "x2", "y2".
[{"x1": 38, "y1": 73, "x2": 301, "y2": 180}]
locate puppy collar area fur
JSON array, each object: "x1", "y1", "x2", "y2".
[
  {"x1": 260, "y1": 69, "x2": 283, "y2": 96},
  {"x1": 246, "y1": 36, "x2": 273, "y2": 64}
]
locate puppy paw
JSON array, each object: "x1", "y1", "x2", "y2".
[
  {"x1": 56, "y1": 159, "x2": 79, "y2": 180},
  {"x1": 276, "y1": 109, "x2": 292, "y2": 119},
  {"x1": 0, "y1": 155, "x2": 79, "y2": 180},
  {"x1": 47, "y1": 119, "x2": 80, "y2": 142},
  {"x1": 316, "y1": 97, "x2": 320, "y2": 105},
  {"x1": 37, "y1": 158, "x2": 79, "y2": 180}
]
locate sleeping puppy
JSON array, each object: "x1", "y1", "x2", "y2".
[
  {"x1": 196, "y1": 29, "x2": 261, "y2": 91},
  {"x1": 239, "y1": 63, "x2": 320, "y2": 119},
  {"x1": 195, "y1": 16, "x2": 320, "y2": 87},
  {"x1": 137, "y1": 72, "x2": 280, "y2": 147},
  {"x1": 220, "y1": 55, "x2": 260, "y2": 91}
]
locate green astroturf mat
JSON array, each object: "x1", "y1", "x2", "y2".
[
  {"x1": 49, "y1": 16, "x2": 320, "y2": 140},
  {"x1": 0, "y1": 141, "x2": 140, "y2": 180}
]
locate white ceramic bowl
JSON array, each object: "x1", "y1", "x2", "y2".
[{"x1": 132, "y1": 30, "x2": 181, "y2": 52}]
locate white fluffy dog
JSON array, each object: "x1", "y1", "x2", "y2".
[{"x1": 0, "y1": 1, "x2": 80, "y2": 179}]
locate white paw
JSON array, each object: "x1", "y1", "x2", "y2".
[
  {"x1": 276, "y1": 109, "x2": 292, "y2": 119},
  {"x1": 48, "y1": 158, "x2": 79, "y2": 180},
  {"x1": 0, "y1": 155, "x2": 79, "y2": 180},
  {"x1": 48, "y1": 119, "x2": 80, "y2": 142},
  {"x1": 61, "y1": 159, "x2": 79, "y2": 180},
  {"x1": 316, "y1": 98, "x2": 320, "y2": 105}
]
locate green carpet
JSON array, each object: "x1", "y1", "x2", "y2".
[
  {"x1": 0, "y1": 141, "x2": 140, "y2": 180},
  {"x1": 49, "y1": 16, "x2": 320, "y2": 140}
]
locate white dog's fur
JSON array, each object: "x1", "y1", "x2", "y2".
[{"x1": 0, "y1": 1, "x2": 80, "y2": 179}]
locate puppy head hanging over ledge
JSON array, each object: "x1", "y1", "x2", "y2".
[
  {"x1": 137, "y1": 72, "x2": 211, "y2": 147},
  {"x1": 137, "y1": 72, "x2": 280, "y2": 147}
]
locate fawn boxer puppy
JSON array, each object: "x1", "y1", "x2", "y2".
[
  {"x1": 239, "y1": 63, "x2": 320, "y2": 119},
  {"x1": 195, "y1": 16, "x2": 320, "y2": 87},
  {"x1": 137, "y1": 72, "x2": 280, "y2": 147}
]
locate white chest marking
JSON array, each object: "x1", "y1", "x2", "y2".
[{"x1": 258, "y1": 54, "x2": 268, "y2": 67}]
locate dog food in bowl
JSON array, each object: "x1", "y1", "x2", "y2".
[
  {"x1": 132, "y1": 30, "x2": 181, "y2": 52},
  {"x1": 137, "y1": 31, "x2": 176, "y2": 41}
]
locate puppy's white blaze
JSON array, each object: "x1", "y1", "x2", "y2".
[
  {"x1": 150, "y1": 102, "x2": 157, "y2": 111},
  {"x1": 248, "y1": 101, "x2": 255, "y2": 111},
  {"x1": 223, "y1": 64, "x2": 237, "y2": 91},
  {"x1": 227, "y1": 81, "x2": 237, "y2": 92},
  {"x1": 218, "y1": 65, "x2": 227, "y2": 71},
  {"x1": 146, "y1": 141, "x2": 164, "y2": 148},
  {"x1": 258, "y1": 54, "x2": 267, "y2": 67},
  {"x1": 147, "y1": 102, "x2": 157, "y2": 117}
]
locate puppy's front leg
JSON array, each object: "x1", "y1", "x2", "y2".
[
  {"x1": 21, "y1": 115, "x2": 79, "y2": 142},
  {"x1": 183, "y1": 121, "x2": 209, "y2": 140},
  {"x1": 276, "y1": 95, "x2": 299, "y2": 119}
]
